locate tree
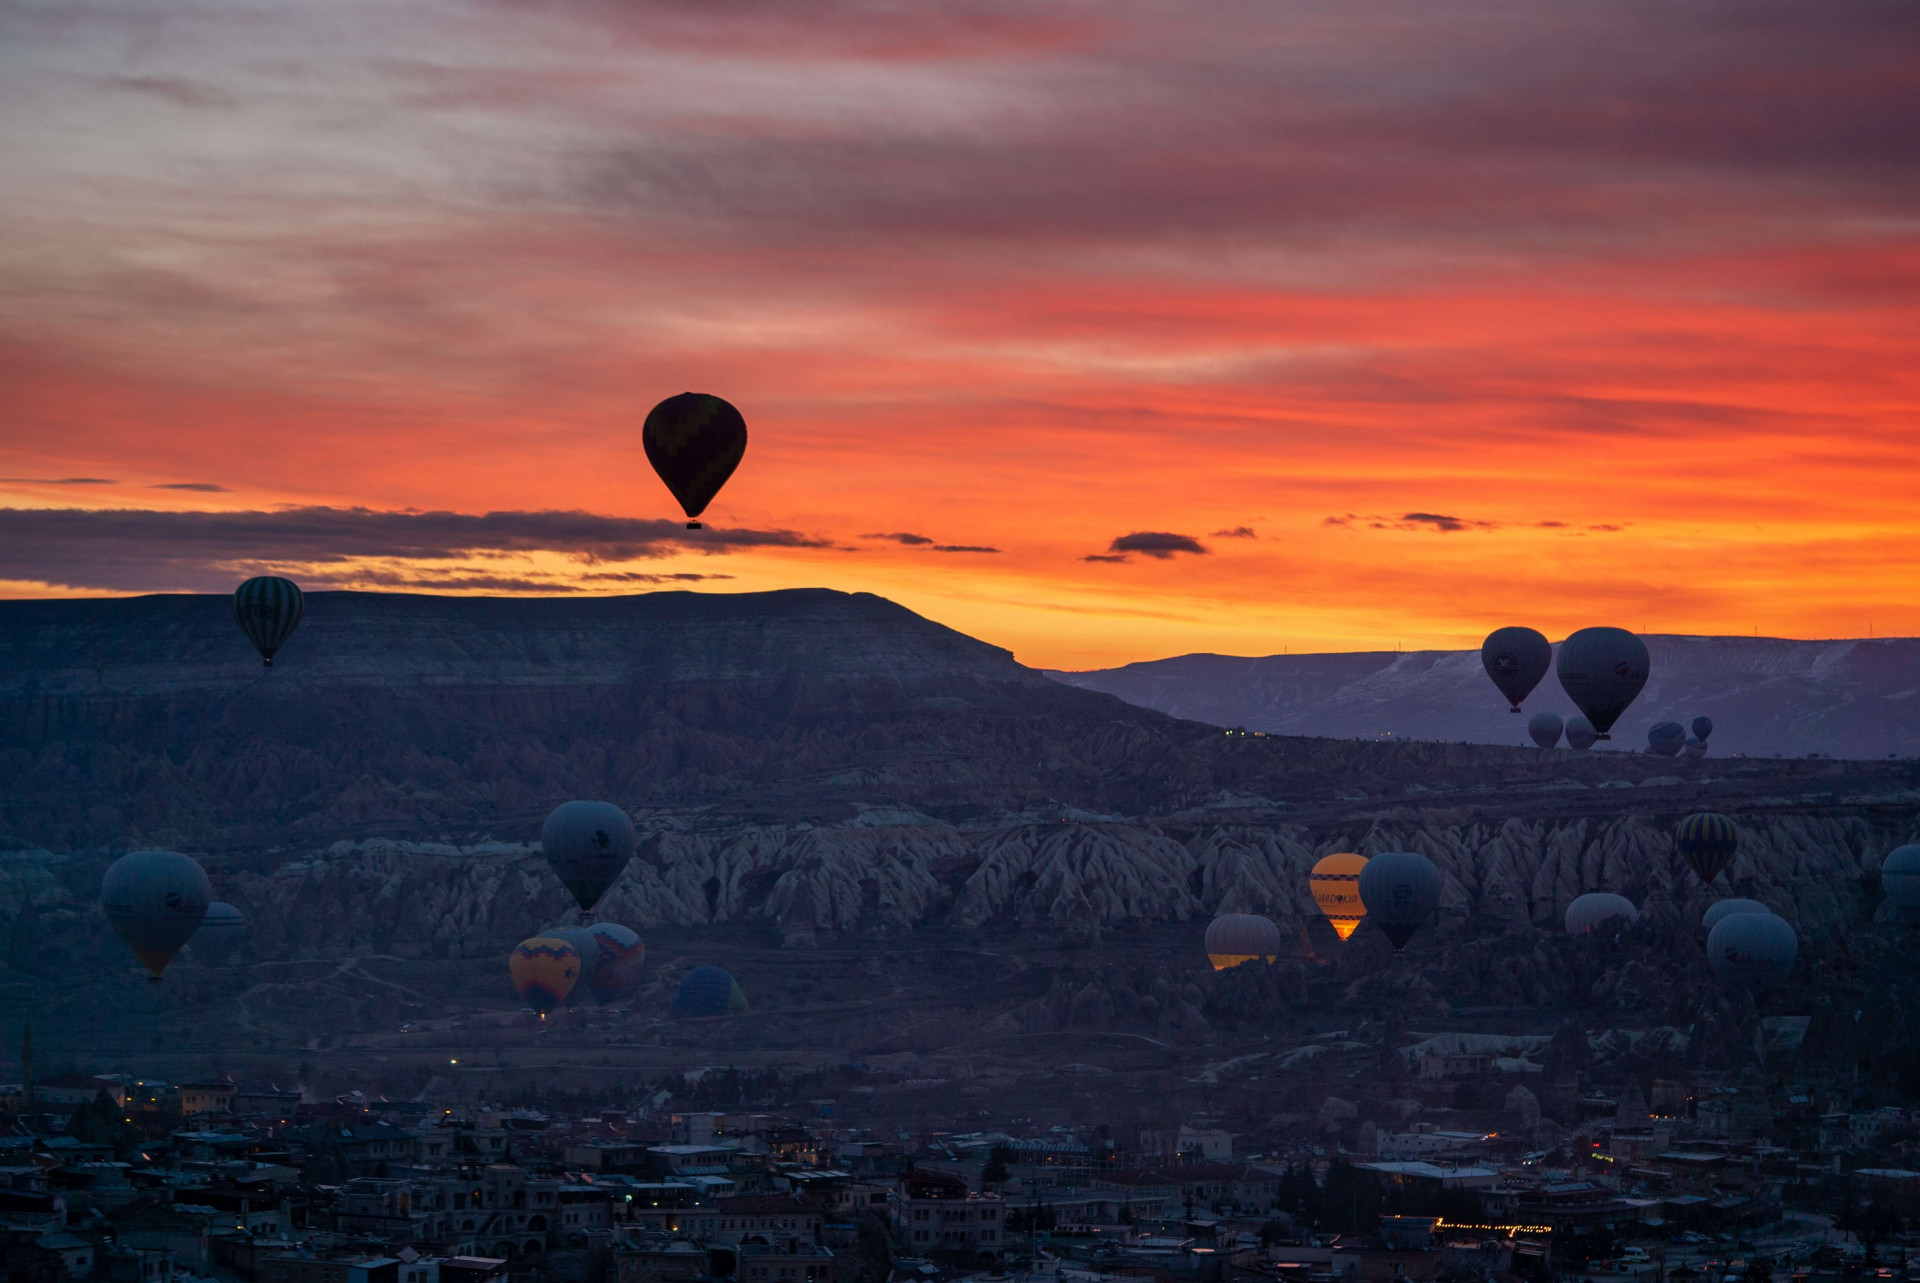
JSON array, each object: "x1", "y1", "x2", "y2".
[{"x1": 982, "y1": 1145, "x2": 1014, "y2": 1187}]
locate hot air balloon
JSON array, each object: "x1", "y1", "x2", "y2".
[
  {"x1": 1676, "y1": 812, "x2": 1739, "y2": 885},
  {"x1": 1702, "y1": 898, "x2": 1771, "y2": 932},
  {"x1": 1565, "y1": 715, "x2": 1597, "y2": 750},
  {"x1": 1310, "y1": 853, "x2": 1368, "y2": 941},
  {"x1": 1481, "y1": 627, "x2": 1553, "y2": 712},
  {"x1": 234, "y1": 576, "x2": 304, "y2": 666},
  {"x1": 1204, "y1": 914, "x2": 1282, "y2": 970},
  {"x1": 670, "y1": 965, "x2": 748, "y2": 1019},
  {"x1": 1357, "y1": 851, "x2": 1440, "y2": 951},
  {"x1": 190, "y1": 902, "x2": 246, "y2": 966},
  {"x1": 1647, "y1": 722, "x2": 1686, "y2": 757},
  {"x1": 1555, "y1": 627, "x2": 1649, "y2": 739},
  {"x1": 1707, "y1": 912, "x2": 1796, "y2": 994},
  {"x1": 1881, "y1": 845, "x2": 1920, "y2": 924},
  {"x1": 643, "y1": 393, "x2": 748, "y2": 529},
  {"x1": 1691, "y1": 716, "x2": 1714, "y2": 742},
  {"x1": 510, "y1": 937, "x2": 580, "y2": 1015},
  {"x1": 586, "y1": 923, "x2": 645, "y2": 1004},
  {"x1": 542, "y1": 926, "x2": 603, "y2": 1004},
  {"x1": 540, "y1": 801, "x2": 635, "y2": 916},
  {"x1": 1528, "y1": 712, "x2": 1564, "y2": 749},
  {"x1": 1565, "y1": 893, "x2": 1638, "y2": 935},
  {"x1": 102, "y1": 850, "x2": 211, "y2": 981}
]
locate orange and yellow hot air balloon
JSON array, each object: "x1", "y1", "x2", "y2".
[
  {"x1": 509, "y1": 937, "x2": 580, "y2": 1016},
  {"x1": 1311, "y1": 853, "x2": 1368, "y2": 941}
]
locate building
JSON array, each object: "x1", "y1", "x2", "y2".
[
  {"x1": 179, "y1": 1081, "x2": 239, "y2": 1117},
  {"x1": 895, "y1": 1171, "x2": 1004, "y2": 1264},
  {"x1": 740, "y1": 1242, "x2": 834, "y2": 1283}
]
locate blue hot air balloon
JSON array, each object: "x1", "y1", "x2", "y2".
[
  {"x1": 1528, "y1": 712, "x2": 1564, "y2": 749},
  {"x1": 1707, "y1": 912, "x2": 1796, "y2": 994},
  {"x1": 1882, "y1": 845, "x2": 1920, "y2": 924},
  {"x1": 1691, "y1": 716, "x2": 1714, "y2": 742},
  {"x1": 1357, "y1": 851, "x2": 1441, "y2": 951},
  {"x1": 1702, "y1": 898, "x2": 1771, "y2": 932},
  {"x1": 670, "y1": 966, "x2": 748, "y2": 1019},
  {"x1": 1565, "y1": 715, "x2": 1597, "y2": 750},
  {"x1": 102, "y1": 850, "x2": 211, "y2": 981},
  {"x1": 1481, "y1": 627, "x2": 1553, "y2": 712},
  {"x1": 1565, "y1": 893, "x2": 1638, "y2": 935},
  {"x1": 540, "y1": 801, "x2": 635, "y2": 915},
  {"x1": 1556, "y1": 627, "x2": 1649, "y2": 739}
]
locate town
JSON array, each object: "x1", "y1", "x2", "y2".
[{"x1": 0, "y1": 1042, "x2": 1912, "y2": 1283}]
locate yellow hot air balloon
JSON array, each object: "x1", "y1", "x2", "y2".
[
  {"x1": 509, "y1": 937, "x2": 580, "y2": 1016},
  {"x1": 1311, "y1": 853, "x2": 1368, "y2": 941}
]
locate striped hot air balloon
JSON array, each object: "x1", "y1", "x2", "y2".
[
  {"x1": 509, "y1": 937, "x2": 580, "y2": 1016},
  {"x1": 1310, "y1": 853, "x2": 1368, "y2": 941},
  {"x1": 233, "y1": 576, "x2": 304, "y2": 666},
  {"x1": 643, "y1": 393, "x2": 748, "y2": 529},
  {"x1": 1203, "y1": 914, "x2": 1281, "y2": 970},
  {"x1": 1676, "y1": 812, "x2": 1739, "y2": 885}
]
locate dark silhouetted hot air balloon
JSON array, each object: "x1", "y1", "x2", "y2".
[
  {"x1": 1310, "y1": 853, "x2": 1368, "y2": 941},
  {"x1": 1565, "y1": 715, "x2": 1597, "y2": 750},
  {"x1": 1647, "y1": 722, "x2": 1686, "y2": 756},
  {"x1": 1676, "y1": 812, "x2": 1739, "y2": 885},
  {"x1": 1555, "y1": 627, "x2": 1649, "y2": 739},
  {"x1": 1881, "y1": 845, "x2": 1920, "y2": 923},
  {"x1": 671, "y1": 965, "x2": 747, "y2": 1019},
  {"x1": 102, "y1": 850, "x2": 211, "y2": 981},
  {"x1": 1691, "y1": 716, "x2": 1714, "y2": 742},
  {"x1": 1565, "y1": 893, "x2": 1638, "y2": 935},
  {"x1": 234, "y1": 576, "x2": 304, "y2": 666},
  {"x1": 510, "y1": 937, "x2": 579, "y2": 1015},
  {"x1": 1707, "y1": 912, "x2": 1796, "y2": 994},
  {"x1": 586, "y1": 923, "x2": 645, "y2": 1003},
  {"x1": 1204, "y1": 914, "x2": 1281, "y2": 970},
  {"x1": 1357, "y1": 851, "x2": 1440, "y2": 951},
  {"x1": 1481, "y1": 627, "x2": 1552, "y2": 712},
  {"x1": 190, "y1": 901, "x2": 246, "y2": 966},
  {"x1": 644, "y1": 392, "x2": 748, "y2": 529},
  {"x1": 1528, "y1": 712, "x2": 1563, "y2": 749},
  {"x1": 540, "y1": 801, "x2": 635, "y2": 916},
  {"x1": 1702, "y1": 898, "x2": 1771, "y2": 932}
]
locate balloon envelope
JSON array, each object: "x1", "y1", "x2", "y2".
[
  {"x1": 1310, "y1": 853, "x2": 1368, "y2": 940},
  {"x1": 1481, "y1": 628, "x2": 1553, "y2": 711},
  {"x1": 102, "y1": 850, "x2": 211, "y2": 980},
  {"x1": 1565, "y1": 715, "x2": 1597, "y2": 750},
  {"x1": 1647, "y1": 722, "x2": 1686, "y2": 756},
  {"x1": 1528, "y1": 712, "x2": 1564, "y2": 749},
  {"x1": 1691, "y1": 716, "x2": 1714, "y2": 742},
  {"x1": 542, "y1": 926, "x2": 603, "y2": 1001},
  {"x1": 671, "y1": 965, "x2": 748, "y2": 1019},
  {"x1": 190, "y1": 901, "x2": 246, "y2": 966},
  {"x1": 1204, "y1": 914, "x2": 1282, "y2": 970},
  {"x1": 586, "y1": 923, "x2": 645, "y2": 1004},
  {"x1": 510, "y1": 938, "x2": 580, "y2": 1015},
  {"x1": 1357, "y1": 851, "x2": 1441, "y2": 950},
  {"x1": 1565, "y1": 893, "x2": 1638, "y2": 935},
  {"x1": 1707, "y1": 912, "x2": 1796, "y2": 994},
  {"x1": 1555, "y1": 627, "x2": 1650, "y2": 737},
  {"x1": 1676, "y1": 812, "x2": 1739, "y2": 885},
  {"x1": 540, "y1": 801, "x2": 635, "y2": 913},
  {"x1": 643, "y1": 393, "x2": 748, "y2": 522},
  {"x1": 1702, "y1": 898, "x2": 1772, "y2": 932},
  {"x1": 1882, "y1": 845, "x2": 1920, "y2": 916},
  {"x1": 234, "y1": 576, "x2": 304, "y2": 666}
]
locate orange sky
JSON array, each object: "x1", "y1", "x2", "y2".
[{"x1": 2, "y1": 0, "x2": 1917, "y2": 668}]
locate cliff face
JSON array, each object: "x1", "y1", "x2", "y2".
[{"x1": 1051, "y1": 634, "x2": 1920, "y2": 759}]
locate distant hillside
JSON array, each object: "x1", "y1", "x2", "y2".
[{"x1": 1048, "y1": 635, "x2": 1920, "y2": 759}]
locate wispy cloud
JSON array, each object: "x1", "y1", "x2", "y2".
[
  {"x1": 862, "y1": 532, "x2": 935, "y2": 546},
  {"x1": 1210, "y1": 526, "x2": 1257, "y2": 539},
  {"x1": 0, "y1": 507, "x2": 829, "y2": 593},
  {"x1": 1, "y1": 477, "x2": 116, "y2": 486},
  {"x1": 1106, "y1": 531, "x2": 1209, "y2": 559},
  {"x1": 150, "y1": 482, "x2": 229, "y2": 492}
]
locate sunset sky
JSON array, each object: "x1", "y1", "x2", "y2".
[{"x1": 2, "y1": 0, "x2": 1916, "y2": 669}]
